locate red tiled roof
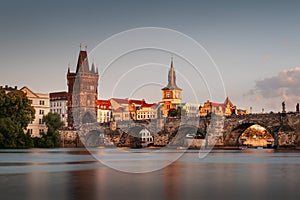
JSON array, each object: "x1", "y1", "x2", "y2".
[
  {"x1": 211, "y1": 102, "x2": 225, "y2": 108},
  {"x1": 98, "y1": 100, "x2": 111, "y2": 110},
  {"x1": 141, "y1": 103, "x2": 157, "y2": 108}
]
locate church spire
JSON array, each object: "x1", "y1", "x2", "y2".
[{"x1": 162, "y1": 57, "x2": 182, "y2": 90}]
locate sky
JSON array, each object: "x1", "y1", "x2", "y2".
[{"x1": 1, "y1": 0, "x2": 300, "y2": 112}]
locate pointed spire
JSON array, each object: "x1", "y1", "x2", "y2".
[
  {"x1": 162, "y1": 57, "x2": 181, "y2": 90},
  {"x1": 91, "y1": 62, "x2": 95, "y2": 73},
  {"x1": 96, "y1": 65, "x2": 99, "y2": 74},
  {"x1": 76, "y1": 49, "x2": 89, "y2": 73},
  {"x1": 67, "y1": 63, "x2": 70, "y2": 74}
]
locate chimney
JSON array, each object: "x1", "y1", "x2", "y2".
[
  {"x1": 14, "y1": 86, "x2": 17, "y2": 90},
  {"x1": 5, "y1": 85, "x2": 8, "y2": 89}
]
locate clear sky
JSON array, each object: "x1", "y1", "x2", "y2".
[{"x1": 1, "y1": 0, "x2": 300, "y2": 112}]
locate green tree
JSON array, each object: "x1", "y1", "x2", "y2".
[
  {"x1": 168, "y1": 108, "x2": 179, "y2": 117},
  {"x1": 0, "y1": 90, "x2": 35, "y2": 148},
  {"x1": 39, "y1": 113, "x2": 64, "y2": 148}
]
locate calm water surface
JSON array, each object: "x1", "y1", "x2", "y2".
[{"x1": 1, "y1": 148, "x2": 300, "y2": 200}]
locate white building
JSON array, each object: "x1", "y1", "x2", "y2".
[
  {"x1": 136, "y1": 103, "x2": 158, "y2": 120},
  {"x1": 97, "y1": 100, "x2": 112, "y2": 123},
  {"x1": 21, "y1": 87, "x2": 50, "y2": 137},
  {"x1": 50, "y1": 92, "x2": 68, "y2": 126},
  {"x1": 139, "y1": 128, "x2": 153, "y2": 143},
  {"x1": 182, "y1": 102, "x2": 200, "y2": 118}
]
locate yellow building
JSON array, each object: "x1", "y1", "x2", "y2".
[{"x1": 161, "y1": 58, "x2": 182, "y2": 117}]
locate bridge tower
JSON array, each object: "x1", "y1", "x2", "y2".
[{"x1": 67, "y1": 47, "x2": 99, "y2": 127}]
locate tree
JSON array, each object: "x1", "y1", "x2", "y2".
[
  {"x1": 0, "y1": 90, "x2": 35, "y2": 148},
  {"x1": 168, "y1": 108, "x2": 179, "y2": 117},
  {"x1": 39, "y1": 113, "x2": 64, "y2": 148}
]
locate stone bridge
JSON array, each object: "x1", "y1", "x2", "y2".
[
  {"x1": 73, "y1": 112, "x2": 300, "y2": 149},
  {"x1": 199, "y1": 112, "x2": 300, "y2": 148}
]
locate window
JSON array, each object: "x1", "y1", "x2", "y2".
[
  {"x1": 39, "y1": 118, "x2": 43, "y2": 124},
  {"x1": 29, "y1": 100, "x2": 33, "y2": 105},
  {"x1": 27, "y1": 129, "x2": 33, "y2": 134},
  {"x1": 166, "y1": 92, "x2": 170, "y2": 98},
  {"x1": 39, "y1": 110, "x2": 44, "y2": 115},
  {"x1": 40, "y1": 100, "x2": 45, "y2": 105},
  {"x1": 39, "y1": 129, "x2": 44, "y2": 134}
]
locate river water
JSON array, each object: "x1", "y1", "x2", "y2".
[{"x1": 1, "y1": 148, "x2": 300, "y2": 200}]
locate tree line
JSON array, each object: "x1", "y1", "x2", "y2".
[{"x1": 0, "y1": 90, "x2": 63, "y2": 148}]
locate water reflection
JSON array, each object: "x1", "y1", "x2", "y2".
[{"x1": 1, "y1": 149, "x2": 300, "y2": 200}]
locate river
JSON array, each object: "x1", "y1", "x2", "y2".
[{"x1": 1, "y1": 148, "x2": 300, "y2": 200}]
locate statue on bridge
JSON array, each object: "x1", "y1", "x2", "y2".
[{"x1": 282, "y1": 101, "x2": 286, "y2": 113}]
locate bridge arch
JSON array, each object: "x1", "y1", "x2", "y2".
[{"x1": 224, "y1": 121, "x2": 277, "y2": 147}]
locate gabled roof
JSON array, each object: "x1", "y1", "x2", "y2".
[
  {"x1": 224, "y1": 97, "x2": 233, "y2": 107},
  {"x1": 20, "y1": 86, "x2": 39, "y2": 98}
]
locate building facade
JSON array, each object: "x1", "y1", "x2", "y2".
[
  {"x1": 136, "y1": 103, "x2": 158, "y2": 120},
  {"x1": 21, "y1": 87, "x2": 50, "y2": 137},
  {"x1": 67, "y1": 49, "x2": 99, "y2": 127},
  {"x1": 97, "y1": 100, "x2": 112, "y2": 123},
  {"x1": 161, "y1": 58, "x2": 182, "y2": 117},
  {"x1": 50, "y1": 92, "x2": 68, "y2": 126},
  {"x1": 181, "y1": 102, "x2": 200, "y2": 118},
  {"x1": 199, "y1": 97, "x2": 248, "y2": 116}
]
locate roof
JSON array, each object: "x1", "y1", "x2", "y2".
[
  {"x1": 129, "y1": 99, "x2": 145, "y2": 105},
  {"x1": 224, "y1": 97, "x2": 233, "y2": 107},
  {"x1": 141, "y1": 103, "x2": 157, "y2": 108},
  {"x1": 110, "y1": 98, "x2": 129, "y2": 104},
  {"x1": 162, "y1": 59, "x2": 182, "y2": 91},
  {"x1": 74, "y1": 50, "x2": 97, "y2": 74},
  {"x1": 113, "y1": 107, "x2": 124, "y2": 112},
  {"x1": 97, "y1": 100, "x2": 111, "y2": 110},
  {"x1": 50, "y1": 92, "x2": 68, "y2": 100},
  {"x1": 211, "y1": 102, "x2": 225, "y2": 108}
]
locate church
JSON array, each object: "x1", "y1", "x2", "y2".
[{"x1": 161, "y1": 58, "x2": 182, "y2": 117}]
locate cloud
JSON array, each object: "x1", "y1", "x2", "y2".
[
  {"x1": 246, "y1": 67, "x2": 300, "y2": 112},
  {"x1": 255, "y1": 67, "x2": 300, "y2": 99}
]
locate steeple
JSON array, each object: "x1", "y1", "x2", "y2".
[
  {"x1": 162, "y1": 57, "x2": 182, "y2": 90},
  {"x1": 76, "y1": 46, "x2": 90, "y2": 73}
]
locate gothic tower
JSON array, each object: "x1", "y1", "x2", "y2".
[
  {"x1": 161, "y1": 58, "x2": 182, "y2": 117},
  {"x1": 67, "y1": 48, "x2": 99, "y2": 127}
]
